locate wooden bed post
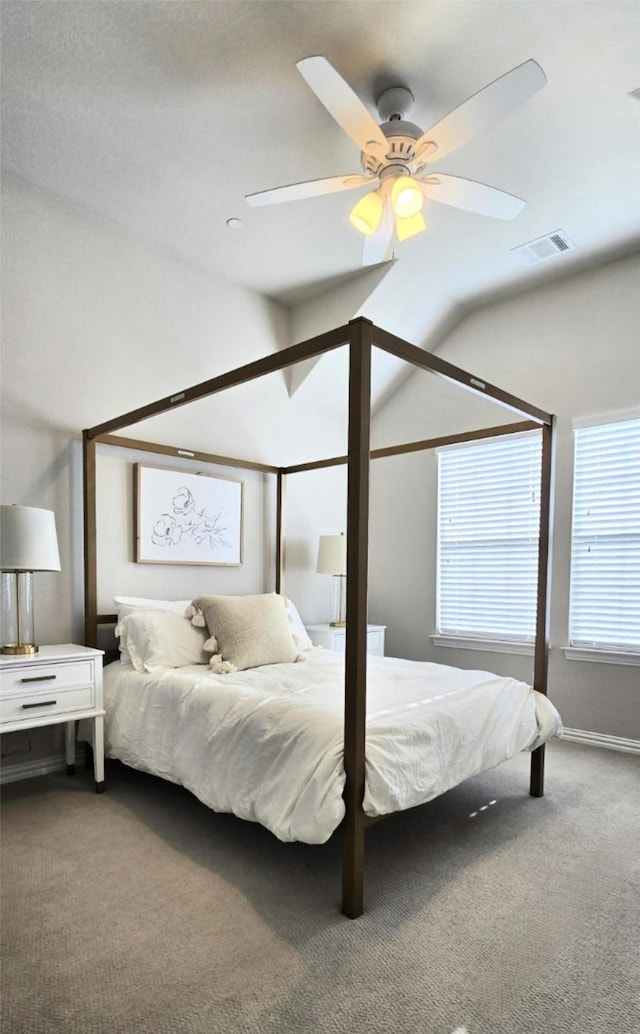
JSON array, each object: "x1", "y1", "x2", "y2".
[
  {"x1": 531, "y1": 417, "x2": 556, "y2": 797},
  {"x1": 275, "y1": 470, "x2": 285, "y2": 595},
  {"x1": 83, "y1": 432, "x2": 98, "y2": 649},
  {"x1": 342, "y1": 318, "x2": 372, "y2": 919}
]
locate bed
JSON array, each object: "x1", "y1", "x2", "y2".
[
  {"x1": 82, "y1": 317, "x2": 558, "y2": 917},
  {"x1": 95, "y1": 645, "x2": 561, "y2": 845}
]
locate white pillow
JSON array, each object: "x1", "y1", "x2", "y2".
[
  {"x1": 114, "y1": 597, "x2": 192, "y2": 664},
  {"x1": 283, "y1": 597, "x2": 313, "y2": 651},
  {"x1": 114, "y1": 595, "x2": 191, "y2": 615},
  {"x1": 116, "y1": 610, "x2": 209, "y2": 672}
]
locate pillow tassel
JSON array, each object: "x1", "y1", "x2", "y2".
[
  {"x1": 186, "y1": 603, "x2": 206, "y2": 627},
  {"x1": 209, "y1": 654, "x2": 237, "y2": 675}
]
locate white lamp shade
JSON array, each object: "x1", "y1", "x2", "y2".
[
  {"x1": 316, "y1": 534, "x2": 347, "y2": 576},
  {"x1": 0, "y1": 505, "x2": 61, "y2": 572}
]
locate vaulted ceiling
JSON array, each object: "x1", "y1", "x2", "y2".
[{"x1": 2, "y1": 1, "x2": 639, "y2": 360}]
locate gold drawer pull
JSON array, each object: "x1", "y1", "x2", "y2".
[
  {"x1": 22, "y1": 700, "x2": 57, "y2": 709},
  {"x1": 21, "y1": 675, "x2": 57, "y2": 684}
]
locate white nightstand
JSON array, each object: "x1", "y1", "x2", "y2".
[
  {"x1": 0, "y1": 644, "x2": 105, "y2": 792},
  {"x1": 305, "y1": 624, "x2": 386, "y2": 657}
]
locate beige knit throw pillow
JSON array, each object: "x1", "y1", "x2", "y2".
[{"x1": 191, "y1": 593, "x2": 301, "y2": 671}]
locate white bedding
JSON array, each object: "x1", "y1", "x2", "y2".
[{"x1": 96, "y1": 649, "x2": 561, "y2": 844}]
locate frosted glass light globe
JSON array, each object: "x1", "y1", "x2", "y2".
[{"x1": 391, "y1": 176, "x2": 423, "y2": 219}]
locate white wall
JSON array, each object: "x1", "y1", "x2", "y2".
[
  {"x1": 369, "y1": 252, "x2": 640, "y2": 740},
  {"x1": 281, "y1": 465, "x2": 348, "y2": 625},
  {"x1": 0, "y1": 177, "x2": 343, "y2": 767}
]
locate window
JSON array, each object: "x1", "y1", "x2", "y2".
[
  {"x1": 436, "y1": 432, "x2": 542, "y2": 646},
  {"x1": 569, "y1": 416, "x2": 640, "y2": 655}
]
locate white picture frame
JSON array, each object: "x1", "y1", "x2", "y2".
[{"x1": 135, "y1": 463, "x2": 243, "y2": 566}]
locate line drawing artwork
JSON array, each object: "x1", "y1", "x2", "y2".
[
  {"x1": 135, "y1": 464, "x2": 243, "y2": 566},
  {"x1": 151, "y1": 487, "x2": 231, "y2": 553}
]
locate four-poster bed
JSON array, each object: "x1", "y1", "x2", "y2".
[{"x1": 82, "y1": 317, "x2": 557, "y2": 919}]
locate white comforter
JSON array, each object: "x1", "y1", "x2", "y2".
[{"x1": 98, "y1": 649, "x2": 561, "y2": 844}]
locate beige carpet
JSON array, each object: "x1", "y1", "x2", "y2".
[{"x1": 1, "y1": 741, "x2": 639, "y2": 1034}]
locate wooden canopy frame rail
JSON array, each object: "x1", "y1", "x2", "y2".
[{"x1": 82, "y1": 317, "x2": 556, "y2": 919}]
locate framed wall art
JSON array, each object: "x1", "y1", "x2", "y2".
[{"x1": 135, "y1": 464, "x2": 243, "y2": 566}]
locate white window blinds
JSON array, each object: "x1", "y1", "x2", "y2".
[
  {"x1": 437, "y1": 432, "x2": 542, "y2": 642},
  {"x1": 569, "y1": 417, "x2": 640, "y2": 651}
]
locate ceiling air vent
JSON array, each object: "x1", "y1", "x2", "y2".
[{"x1": 512, "y1": 229, "x2": 575, "y2": 265}]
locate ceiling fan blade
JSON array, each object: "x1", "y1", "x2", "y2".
[
  {"x1": 245, "y1": 173, "x2": 371, "y2": 207},
  {"x1": 412, "y1": 59, "x2": 547, "y2": 165},
  {"x1": 297, "y1": 56, "x2": 388, "y2": 156},
  {"x1": 420, "y1": 174, "x2": 526, "y2": 219},
  {"x1": 362, "y1": 201, "x2": 394, "y2": 265}
]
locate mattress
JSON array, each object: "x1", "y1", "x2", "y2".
[{"x1": 94, "y1": 648, "x2": 562, "y2": 844}]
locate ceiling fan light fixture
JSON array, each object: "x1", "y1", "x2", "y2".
[
  {"x1": 391, "y1": 175, "x2": 423, "y2": 218},
  {"x1": 395, "y1": 210, "x2": 427, "y2": 241},
  {"x1": 349, "y1": 190, "x2": 384, "y2": 236},
  {"x1": 248, "y1": 56, "x2": 547, "y2": 264}
]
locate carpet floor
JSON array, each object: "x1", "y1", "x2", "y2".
[{"x1": 1, "y1": 740, "x2": 638, "y2": 1034}]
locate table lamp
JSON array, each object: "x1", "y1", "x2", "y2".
[
  {"x1": 1, "y1": 505, "x2": 61, "y2": 654},
  {"x1": 316, "y1": 532, "x2": 347, "y2": 627}
]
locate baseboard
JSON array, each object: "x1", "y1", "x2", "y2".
[
  {"x1": 0, "y1": 748, "x2": 86, "y2": 785},
  {"x1": 560, "y1": 728, "x2": 640, "y2": 755}
]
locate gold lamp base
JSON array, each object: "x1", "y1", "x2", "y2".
[{"x1": 1, "y1": 643, "x2": 38, "y2": 655}]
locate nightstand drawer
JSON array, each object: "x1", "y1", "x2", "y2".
[
  {"x1": 366, "y1": 629, "x2": 385, "y2": 656},
  {"x1": 305, "y1": 624, "x2": 386, "y2": 656},
  {"x1": 0, "y1": 684, "x2": 96, "y2": 723},
  {"x1": 327, "y1": 630, "x2": 385, "y2": 655},
  {"x1": 0, "y1": 660, "x2": 94, "y2": 695},
  {"x1": 331, "y1": 631, "x2": 347, "y2": 651}
]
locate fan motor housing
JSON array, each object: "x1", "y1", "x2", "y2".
[{"x1": 361, "y1": 120, "x2": 422, "y2": 176}]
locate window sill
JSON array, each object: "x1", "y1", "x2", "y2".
[
  {"x1": 431, "y1": 635, "x2": 534, "y2": 657},
  {"x1": 563, "y1": 646, "x2": 640, "y2": 667}
]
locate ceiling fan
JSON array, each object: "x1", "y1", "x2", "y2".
[{"x1": 245, "y1": 56, "x2": 547, "y2": 264}]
